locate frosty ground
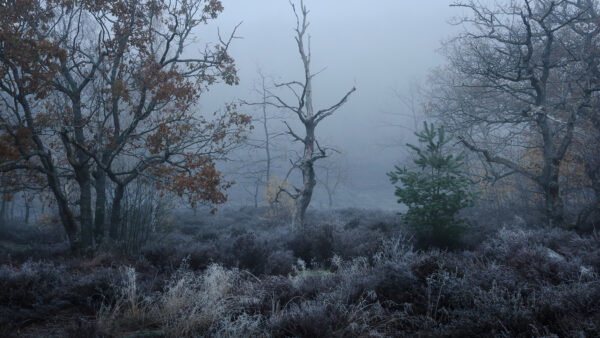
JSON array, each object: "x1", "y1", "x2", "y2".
[{"x1": 0, "y1": 207, "x2": 598, "y2": 337}]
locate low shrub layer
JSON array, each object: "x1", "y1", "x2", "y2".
[{"x1": 1, "y1": 208, "x2": 598, "y2": 337}]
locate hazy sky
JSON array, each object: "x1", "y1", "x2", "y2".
[{"x1": 201, "y1": 0, "x2": 462, "y2": 209}]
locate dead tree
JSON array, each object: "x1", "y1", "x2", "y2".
[{"x1": 270, "y1": 1, "x2": 355, "y2": 228}]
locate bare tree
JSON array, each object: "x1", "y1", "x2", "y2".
[
  {"x1": 268, "y1": 1, "x2": 355, "y2": 228},
  {"x1": 429, "y1": 0, "x2": 599, "y2": 226}
]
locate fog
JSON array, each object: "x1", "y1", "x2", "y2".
[
  {"x1": 4, "y1": 2, "x2": 600, "y2": 335},
  {"x1": 202, "y1": 0, "x2": 461, "y2": 209}
]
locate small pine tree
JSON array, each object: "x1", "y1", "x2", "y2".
[{"x1": 388, "y1": 122, "x2": 474, "y2": 248}]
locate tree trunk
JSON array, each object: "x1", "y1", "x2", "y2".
[
  {"x1": 49, "y1": 180, "x2": 80, "y2": 253},
  {"x1": 539, "y1": 113, "x2": 566, "y2": 227},
  {"x1": 94, "y1": 168, "x2": 107, "y2": 244},
  {"x1": 577, "y1": 163, "x2": 600, "y2": 228},
  {"x1": 292, "y1": 124, "x2": 317, "y2": 229},
  {"x1": 9, "y1": 197, "x2": 14, "y2": 219},
  {"x1": 262, "y1": 76, "x2": 272, "y2": 185},
  {"x1": 110, "y1": 183, "x2": 125, "y2": 241},
  {"x1": 292, "y1": 160, "x2": 316, "y2": 229},
  {"x1": 544, "y1": 179, "x2": 564, "y2": 227},
  {"x1": 76, "y1": 168, "x2": 94, "y2": 251},
  {"x1": 253, "y1": 182, "x2": 259, "y2": 208},
  {"x1": 70, "y1": 95, "x2": 94, "y2": 252},
  {"x1": 24, "y1": 198, "x2": 30, "y2": 224},
  {"x1": 0, "y1": 194, "x2": 6, "y2": 229}
]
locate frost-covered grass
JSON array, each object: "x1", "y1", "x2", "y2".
[{"x1": 0, "y1": 208, "x2": 598, "y2": 337}]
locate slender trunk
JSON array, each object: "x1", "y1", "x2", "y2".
[
  {"x1": 110, "y1": 183, "x2": 125, "y2": 241},
  {"x1": 577, "y1": 163, "x2": 600, "y2": 227},
  {"x1": 24, "y1": 198, "x2": 30, "y2": 224},
  {"x1": 120, "y1": 192, "x2": 128, "y2": 242},
  {"x1": 577, "y1": 199, "x2": 599, "y2": 229},
  {"x1": 254, "y1": 181, "x2": 259, "y2": 208},
  {"x1": 0, "y1": 194, "x2": 6, "y2": 228},
  {"x1": 544, "y1": 179, "x2": 564, "y2": 227},
  {"x1": 9, "y1": 198, "x2": 14, "y2": 219},
  {"x1": 538, "y1": 111, "x2": 566, "y2": 227},
  {"x1": 76, "y1": 167, "x2": 93, "y2": 251},
  {"x1": 94, "y1": 168, "x2": 107, "y2": 244},
  {"x1": 541, "y1": 167, "x2": 565, "y2": 227},
  {"x1": 262, "y1": 77, "x2": 271, "y2": 184}
]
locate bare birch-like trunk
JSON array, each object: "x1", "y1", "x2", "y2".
[{"x1": 272, "y1": 1, "x2": 355, "y2": 229}]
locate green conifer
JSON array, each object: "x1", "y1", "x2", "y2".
[{"x1": 388, "y1": 122, "x2": 475, "y2": 248}]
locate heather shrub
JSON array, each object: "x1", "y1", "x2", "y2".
[
  {"x1": 287, "y1": 224, "x2": 336, "y2": 265},
  {"x1": 228, "y1": 232, "x2": 269, "y2": 273},
  {"x1": 3, "y1": 208, "x2": 599, "y2": 337},
  {"x1": 269, "y1": 297, "x2": 379, "y2": 337},
  {"x1": 372, "y1": 262, "x2": 418, "y2": 306},
  {"x1": 140, "y1": 243, "x2": 178, "y2": 272},
  {"x1": 264, "y1": 249, "x2": 295, "y2": 275},
  {"x1": 0, "y1": 261, "x2": 120, "y2": 336},
  {"x1": 98, "y1": 262, "x2": 266, "y2": 337}
]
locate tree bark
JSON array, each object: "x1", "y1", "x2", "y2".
[
  {"x1": 0, "y1": 194, "x2": 6, "y2": 228},
  {"x1": 577, "y1": 162, "x2": 600, "y2": 227},
  {"x1": 94, "y1": 168, "x2": 107, "y2": 244},
  {"x1": 71, "y1": 95, "x2": 94, "y2": 252},
  {"x1": 48, "y1": 172, "x2": 80, "y2": 253},
  {"x1": 543, "y1": 175, "x2": 564, "y2": 227},
  {"x1": 24, "y1": 197, "x2": 30, "y2": 224},
  {"x1": 262, "y1": 76, "x2": 272, "y2": 185},
  {"x1": 110, "y1": 183, "x2": 125, "y2": 241},
  {"x1": 292, "y1": 160, "x2": 317, "y2": 229}
]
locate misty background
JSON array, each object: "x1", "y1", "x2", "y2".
[{"x1": 200, "y1": 0, "x2": 462, "y2": 209}]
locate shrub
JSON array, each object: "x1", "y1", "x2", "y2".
[
  {"x1": 0, "y1": 261, "x2": 119, "y2": 336},
  {"x1": 287, "y1": 224, "x2": 335, "y2": 265},
  {"x1": 264, "y1": 249, "x2": 295, "y2": 275}
]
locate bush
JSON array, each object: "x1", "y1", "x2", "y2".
[
  {"x1": 287, "y1": 224, "x2": 335, "y2": 265},
  {"x1": 0, "y1": 261, "x2": 120, "y2": 336},
  {"x1": 264, "y1": 249, "x2": 295, "y2": 275}
]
